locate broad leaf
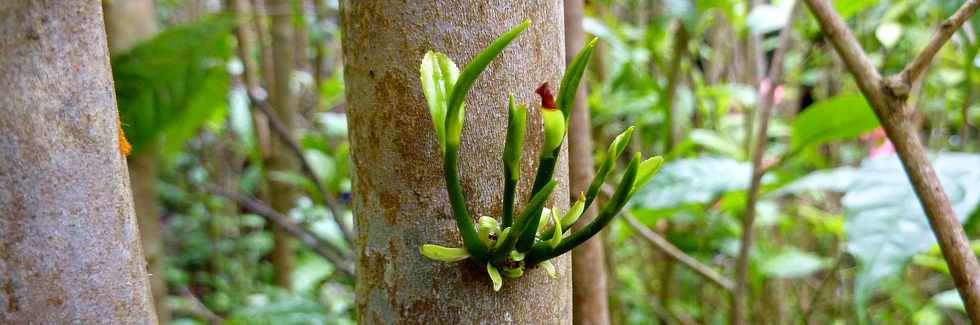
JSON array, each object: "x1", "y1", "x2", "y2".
[
  {"x1": 632, "y1": 157, "x2": 753, "y2": 210},
  {"x1": 790, "y1": 94, "x2": 879, "y2": 152},
  {"x1": 760, "y1": 248, "x2": 830, "y2": 279},
  {"x1": 113, "y1": 16, "x2": 234, "y2": 155}
]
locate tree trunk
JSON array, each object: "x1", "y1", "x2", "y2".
[
  {"x1": 267, "y1": 0, "x2": 297, "y2": 288},
  {"x1": 341, "y1": 1, "x2": 572, "y2": 323},
  {"x1": 564, "y1": 1, "x2": 611, "y2": 325},
  {"x1": 0, "y1": 1, "x2": 157, "y2": 324},
  {"x1": 103, "y1": 1, "x2": 168, "y2": 323}
]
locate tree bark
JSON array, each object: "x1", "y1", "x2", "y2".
[
  {"x1": 341, "y1": 1, "x2": 572, "y2": 323},
  {"x1": 0, "y1": 1, "x2": 157, "y2": 323},
  {"x1": 564, "y1": 1, "x2": 611, "y2": 325},
  {"x1": 102, "y1": 1, "x2": 168, "y2": 323},
  {"x1": 267, "y1": 0, "x2": 298, "y2": 289}
]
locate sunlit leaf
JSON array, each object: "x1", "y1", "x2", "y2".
[{"x1": 790, "y1": 94, "x2": 879, "y2": 152}]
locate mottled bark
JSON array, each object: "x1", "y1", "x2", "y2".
[
  {"x1": 565, "y1": 1, "x2": 611, "y2": 325},
  {"x1": 341, "y1": 1, "x2": 572, "y2": 323},
  {"x1": 103, "y1": 0, "x2": 168, "y2": 323},
  {"x1": 267, "y1": 0, "x2": 298, "y2": 288},
  {"x1": 0, "y1": 1, "x2": 156, "y2": 324}
]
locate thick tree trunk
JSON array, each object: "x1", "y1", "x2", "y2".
[
  {"x1": 267, "y1": 0, "x2": 298, "y2": 288},
  {"x1": 103, "y1": 1, "x2": 168, "y2": 323},
  {"x1": 0, "y1": 1, "x2": 157, "y2": 323},
  {"x1": 564, "y1": 1, "x2": 611, "y2": 325},
  {"x1": 341, "y1": 1, "x2": 572, "y2": 323}
]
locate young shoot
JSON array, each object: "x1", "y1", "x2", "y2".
[{"x1": 418, "y1": 21, "x2": 663, "y2": 291}]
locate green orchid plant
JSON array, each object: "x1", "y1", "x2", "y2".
[{"x1": 418, "y1": 20, "x2": 664, "y2": 291}]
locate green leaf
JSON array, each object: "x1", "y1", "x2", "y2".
[
  {"x1": 631, "y1": 157, "x2": 753, "y2": 210},
  {"x1": 445, "y1": 20, "x2": 530, "y2": 148},
  {"x1": 688, "y1": 129, "x2": 744, "y2": 160},
  {"x1": 841, "y1": 154, "x2": 980, "y2": 309},
  {"x1": 790, "y1": 94, "x2": 879, "y2": 152},
  {"x1": 540, "y1": 108, "x2": 565, "y2": 158},
  {"x1": 556, "y1": 38, "x2": 597, "y2": 119},
  {"x1": 113, "y1": 16, "x2": 234, "y2": 155},
  {"x1": 541, "y1": 260, "x2": 557, "y2": 279},
  {"x1": 503, "y1": 94, "x2": 527, "y2": 174},
  {"x1": 760, "y1": 248, "x2": 830, "y2": 279},
  {"x1": 419, "y1": 244, "x2": 469, "y2": 262},
  {"x1": 487, "y1": 263, "x2": 503, "y2": 291},
  {"x1": 548, "y1": 209, "x2": 562, "y2": 248},
  {"x1": 632, "y1": 156, "x2": 665, "y2": 196},
  {"x1": 585, "y1": 127, "x2": 634, "y2": 208},
  {"x1": 419, "y1": 51, "x2": 459, "y2": 151}
]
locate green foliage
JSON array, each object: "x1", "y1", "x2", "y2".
[
  {"x1": 113, "y1": 16, "x2": 234, "y2": 155},
  {"x1": 780, "y1": 153, "x2": 980, "y2": 317},
  {"x1": 632, "y1": 157, "x2": 753, "y2": 211},
  {"x1": 760, "y1": 248, "x2": 831, "y2": 279},
  {"x1": 790, "y1": 94, "x2": 879, "y2": 153}
]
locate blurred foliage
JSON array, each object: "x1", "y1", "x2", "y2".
[{"x1": 116, "y1": 0, "x2": 980, "y2": 324}]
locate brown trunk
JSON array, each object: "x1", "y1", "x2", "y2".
[
  {"x1": 341, "y1": 1, "x2": 572, "y2": 323},
  {"x1": 103, "y1": 0, "x2": 168, "y2": 323},
  {"x1": 267, "y1": 0, "x2": 297, "y2": 288},
  {"x1": 565, "y1": 1, "x2": 611, "y2": 325},
  {"x1": 0, "y1": 1, "x2": 156, "y2": 323}
]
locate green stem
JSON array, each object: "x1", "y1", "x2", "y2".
[
  {"x1": 502, "y1": 167, "x2": 517, "y2": 228},
  {"x1": 526, "y1": 153, "x2": 640, "y2": 265},
  {"x1": 445, "y1": 144, "x2": 488, "y2": 262},
  {"x1": 491, "y1": 180, "x2": 556, "y2": 263}
]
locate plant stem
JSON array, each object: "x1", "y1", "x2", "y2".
[
  {"x1": 731, "y1": 2, "x2": 800, "y2": 324},
  {"x1": 444, "y1": 144, "x2": 488, "y2": 262}
]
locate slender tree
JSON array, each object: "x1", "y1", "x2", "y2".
[
  {"x1": 102, "y1": 1, "x2": 168, "y2": 323},
  {"x1": 341, "y1": 1, "x2": 573, "y2": 323},
  {"x1": 266, "y1": 0, "x2": 299, "y2": 287},
  {"x1": 565, "y1": 1, "x2": 611, "y2": 324},
  {"x1": 0, "y1": 1, "x2": 156, "y2": 323},
  {"x1": 803, "y1": 0, "x2": 980, "y2": 322}
]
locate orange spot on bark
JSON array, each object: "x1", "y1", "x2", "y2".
[{"x1": 117, "y1": 116, "x2": 131, "y2": 156}]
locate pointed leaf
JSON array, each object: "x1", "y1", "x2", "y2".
[
  {"x1": 548, "y1": 208, "x2": 562, "y2": 248},
  {"x1": 541, "y1": 260, "x2": 557, "y2": 279},
  {"x1": 487, "y1": 263, "x2": 503, "y2": 291},
  {"x1": 419, "y1": 51, "x2": 459, "y2": 150},
  {"x1": 556, "y1": 38, "x2": 598, "y2": 119},
  {"x1": 420, "y1": 244, "x2": 469, "y2": 262},
  {"x1": 632, "y1": 156, "x2": 665, "y2": 195},
  {"x1": 445, "y1": 20, "x2": 530, "y2": 148}
]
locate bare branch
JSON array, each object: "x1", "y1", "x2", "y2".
[
  {"x1": 900, "y1": 0, "x2": 980, "y2": 87},
  {"x1": 803, "y1": 0, "x2": 889, "y2": 111},
  {"x1": 624, "y1": 213, "x2": 735, "y2": 292},
  {"x1": 600, "y1": 185, "x2": 734, "y2": 292},
  {"x1": 251, "y1": 98, "x2": 356, "y2": 244},
  {"x1": 731, "y1": 2, "x2": 801, "y2": 323},
  {"x1": 207, "y1": 185, "x2": 356, "y2": 277}
]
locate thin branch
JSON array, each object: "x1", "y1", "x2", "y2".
[
  {"x1": 207, "y1": 185, "x2": 356, "y2": 277},
  {"x1": 250, "y1": 98, "x2": 355, "y2": 244},
  {"x1": 600, "y1": 185, "x2": 735, "y2": 292},
  {"x1": 176, "y1": 286, "x2": 223, "y2": 325},
  {"x1": 803, "y1": 0, "x2": 888, "y2": 110},
  {"x1": 731, "y1": 2, "x2": 801, "y2": 324},
  {"x1": 624, "y1": 213, "x2": 735, "y2": 292},
  {"x1": 899, "y1": 0, "x2": 980, "y2": 88}
]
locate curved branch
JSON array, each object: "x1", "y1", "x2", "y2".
[
  {"x1": 900, "y1": 0, "x2": 980, "y2": 87},
  {"x1": 207, "y1": 185, "x2": 355, "y2": 277}
]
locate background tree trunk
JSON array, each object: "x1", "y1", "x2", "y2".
[
  {"x1": 266, "y1": 0, "x2": 298, "y2": 288},
  {"x1": 565, "y1": 1, "x2": 611, "y2": 325},
  {"x1": 102, "y1": 1, "x2": 168, "y2": 323},
  {"x1": 341, "y1": 1, "x2": 572, "y2": 323},
  {"x1": 0, "y1": 1, "x2": 157, "y2": 323}
]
